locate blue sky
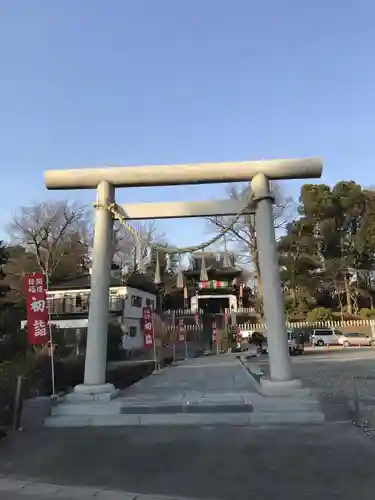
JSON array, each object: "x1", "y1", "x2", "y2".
[{"x1": 0, "y1": 0, "x2": 373, "y2": 247}]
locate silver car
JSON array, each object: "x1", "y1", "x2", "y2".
[{"x1": 338, "y1": 332, "x2": 374, "y2": 347}]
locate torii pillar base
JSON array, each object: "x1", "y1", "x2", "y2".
[{"x1": 71, "y1": 383, "x2": 120, "y2": 402}]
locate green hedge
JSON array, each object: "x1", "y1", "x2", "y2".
[{"x1": 0, "y1": 356, "x2": 155, "y2": 427}]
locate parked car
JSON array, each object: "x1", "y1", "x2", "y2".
[
  {"x1": 338, "y1": 332, "x2": 374, "y2": 347},
  {"x1": 287, "y1": 330, "x2": 304, "y2": 355},
  {"x1": 311, "y1": 328, "x2": 341, "y2": 346},
  {"x1": 256, "y1": 330, "x2": 304, "y2": 355}
]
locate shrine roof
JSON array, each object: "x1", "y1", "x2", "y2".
[
  {"x1": 49, "y1": 272, "x2": 157, "y2": 294},
  {"x1": 183, "y1": 267, "x2": 241, "y2": 277}
]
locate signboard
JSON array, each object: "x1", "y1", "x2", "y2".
[
  {"x1": 178, "y1": 319, "x2": 186, "y2": 342},
  {"x1": 23, "y1": 272, "x2": 49, "y2": 345},
  {"x1": 141, "y1": 306, "x2": 154, "y2": 349},
  {"x1": 198, "y1": 280, "x2": 228, "y2": 289},
  {"x1": 212, "y1": 321, "x2": 217, "y2": 344}
]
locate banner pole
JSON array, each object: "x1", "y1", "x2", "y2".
[
  {"x1": 151, "y1": 308, "x2": 158, "y2": 371},
  {"x1": 45, "y1": 273, "x2": 56, "y2": 396},
  {"x1": 172, "y1": 310, "x2": 176, "y2": 364}
]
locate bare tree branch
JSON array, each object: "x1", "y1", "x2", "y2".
[
  {"x1": 206, "y1": 182, "x2": 296, "y2": 265},
  {"x1": 113, "y1": 219, "x2": 166, "y2": 272},
  {"x1": 6, "y1": 200, "x2": 92, "y2": 280}
]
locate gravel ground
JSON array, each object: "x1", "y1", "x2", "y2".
[{"x1": 258, "y1": 349, "x2": 375, "y2": 433}]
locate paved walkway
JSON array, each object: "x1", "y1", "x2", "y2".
[
  {"x1": 118, "y1": 354, "x2": 255, "y2": 406},
  {"x1": 45, "y1": 354, "x2": 261, "y2": 427}
]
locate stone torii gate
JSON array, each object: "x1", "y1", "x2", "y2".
[{"x1": 45, "y1": 157, "x2": 322, "y2": 398}]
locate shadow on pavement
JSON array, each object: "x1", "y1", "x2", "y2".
[{"x1": 1, "y1": 424, "x2": 375, "y2": 499}]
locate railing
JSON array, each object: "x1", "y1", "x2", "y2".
[
  {"x1": 237, "y1": 319, "x2": 375, "y2": 330},
  {"x1": 163, "y1": 309, "x2": 205, "y2": 316},
  {"x1": 163, "y1": 308, "x2": 257, "y2": 316},
  {"x1": 47, "y1": 297, "x2": 124, "y2": 315}
]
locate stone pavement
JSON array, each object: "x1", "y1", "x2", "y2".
[
  {"x1": 45, "y1": 354, "x2": 324, "y2": 427},
  {"x1": 0, "y1": 477, "x2": 198, "y2": 499}
]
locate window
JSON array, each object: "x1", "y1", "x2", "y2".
[
  {"x1": 314, "y1": 330, "x2": 333, "y2": 336},
  {"x1": 129, "y1": 326, "x2": 137, "y2": 338},
  {"x1": 131, "y1": 295, "x2": 142, "y2": 307},
  {"x1": 146, "y1": 298, "x2": 154, "y2": 308}
]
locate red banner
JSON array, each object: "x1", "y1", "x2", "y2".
[
  {"x1": 212, "y1": 321, "x2": 217, "y2": 344},
  {"x1": 236, "y1": 325, "x2": 243, "y2": 344},
  {"x1": 178, "y1": 319, "x2": 186, "y2": 342},
  {"x1": 142, "y1": 306, "x2": 154, "y2": 349},
  {"x1": 23, "y1": 272, "x2": 49, "y2": 345}
]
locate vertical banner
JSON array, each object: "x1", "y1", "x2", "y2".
[
  {"x1": 142, "y1": 306, "x2": 154, "y2": 349},
  {"x1": 212, "y1": 320, "x2": 217, "y2": 344},
  {"x1": 236, "y1": 325, "x2": 243, "y2": 345},
  {"x1": 23, "y1": 272, "x2": 49, "y2": 345},
  {"x1": 178, "y1": 319, "x2": 186, "y2": 342}
]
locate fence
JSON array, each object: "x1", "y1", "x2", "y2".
[
  {"x1": 162, "y1": 312, "x2": 375, "y2": 347},
  {"x1": 239, "y1": 319, "x2": 375, "y2": 337},
  {"x1": 164, "y1": 311, "x2": 375, "y2": 331}
]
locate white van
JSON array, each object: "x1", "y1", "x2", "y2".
[{"x1": 311, "y1": 328, "x2": 341, "y2": 346}]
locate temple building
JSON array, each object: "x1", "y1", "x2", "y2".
[{"x1": 162, "y1": 251, "x2": 253, "y2": 314}]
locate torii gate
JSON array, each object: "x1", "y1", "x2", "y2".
[{"x1": 45, "y1": 157, "x2": 322, "y2": 397}]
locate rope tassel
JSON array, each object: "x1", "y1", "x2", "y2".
[
  {"x1": 176, "y1": 269, "x2": 184, "y2": 289},
  {"x1": 154, "y1": 251, "x2": 161, "y2": 285},
  {"x1": 223, "y1": 250, "x2": 231, "y2": 268},
  {"x1": 176, "y1": 253, "x2": 184, "y2": 289},
  {"x1": 200, "y1": 253, "x2": 208, "y2": 282}
]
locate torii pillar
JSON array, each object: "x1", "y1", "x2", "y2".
[{"x1": 45, "y1": 157, "x2": 323, "y2": 398}]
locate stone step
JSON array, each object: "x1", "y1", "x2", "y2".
[
  {"x1": 51, "y1": 401, "x2": 254, "y2": 417},
  {"x1": 51, "y1": 402, "x2": 123, "y2": 416},
  {"x1": 45, "y1": 413, "x2": 254, "y2": 427},
  {"x1": 251, "y1": 397, "x2": 321, "y2": 412},
  {"x1": 44, "y1": 408, "x2": 325, "y2": 427},
  {"x1": 249, "y1": 411, "x2": 325, "y2": 424},
  {"x1": 120, "y1": 403, "x2": 254, "y2": 414}
]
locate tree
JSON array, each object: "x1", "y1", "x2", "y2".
[
  {"x1": 113, "y1": 219, "x2": 179, "y2": 280},
  {"x1": 6, "y1": 200, "x2": 92, "y2": 283},
  {"x1": 278, "y1": 220, "x2": 320, "y2": 311},
  {"x1": 114, "y1": 220, "x2": 164, "y2": 272},
  {"x1": 296, "y1": 181, "x2": 375, "y2": 316},
  {"x1": 207, "y1": 182, "x2": 295, "y2": 312},
  {"x1": 0, "y1": 242, "x2": 26, "y2": 356},
  {"x1": 0, "y1": 241, "x2": 10, "y2": 308},
  {"x1": 1, "y1": 245, "x2": 38, "y2": 305}
]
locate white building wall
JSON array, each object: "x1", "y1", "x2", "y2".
[
  {"x1": 122, "y1": 286, "x2": 156, "y2": 350},
  {"x1": 44, "y1": 285, "x2": 156, "y2": 352}
]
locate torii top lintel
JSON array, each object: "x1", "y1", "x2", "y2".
[{"x1": 44, "y1": 157, "x2": 323, "y2": 190}]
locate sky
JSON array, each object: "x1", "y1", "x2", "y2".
[{"x1": 0, "y1": 0, "x2": 374, "y2": 248}]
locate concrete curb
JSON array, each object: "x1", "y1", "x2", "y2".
[
  {"x1": 0, "y1": 477, "x2": 217, "y2": 500},
  {"x1": 237, "y1": 356, "x2": 264, "y2": 394},
  {"x1": 236, "y1": 357, "x2": 325, "y2": 423}
]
